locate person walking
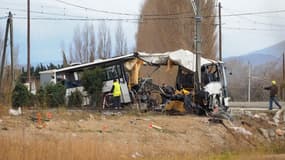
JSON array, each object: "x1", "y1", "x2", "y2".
[
  {"x1": 264, "y1": 80, "x2": 282, "y2": 110},
  {"x1": 111, "y1": 79, "x2": 121, "y2": 109}
]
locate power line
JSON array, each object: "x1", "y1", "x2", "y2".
[
  {"x1": 9, "y1": 15, "x2": 285, "y2": 33},
  {"x1": 223, "y1": 26, "x2": 285, "y2": 32},
  {"x1": 223, "y1": 17, "x2": 285, "y2": 28},
  {"x1": 0, "y1": 7, "x2": 196, "y2": 21},
  {"x1": 12, "y1": 15, "x2": 196, "y2": 21},
  {"x1": 0, "y1": 7, "x2": 87, "y2": 19},
  {"x1": 1, "y1": 0, "x2": 216, "y2": 18},
  {"x1": 2, "y1": 4, "x2": 285, "y2": 20},
  {"x1": 55, "y1": 0, "x2": 193, "y2": 17},
  {"x1": 10, "y1": 15, "x2": 284, "y2": 33},
  {"x1": 55, "y1": 0, "x2": 139, "y2": 16},
  {"x1": 3, "y1": 5, "x2": 285, "y2": 30},
  {"x1": 223, "y1": 7, "x2": 285, "y2": 19},
  {"x1": 222, "y1": 8, "x2": 285, "y2": 28},
  {"x1": 205, "y1": 9, "x2": 285, "y2": 18},
  {"x1": 13, "y1": 16, "x2": 139, "y2": 21}
]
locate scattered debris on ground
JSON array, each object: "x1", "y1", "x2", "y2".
[
  {"x1": 8, "y1": 107, "x2": 22, "y2": 116},
  {"x1": 0, "y1": 107, "x2": 285, "y2": 159}
]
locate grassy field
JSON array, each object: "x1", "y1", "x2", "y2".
[{"x1": 0, "y1": 107, "x2": 285, "y2": 160}]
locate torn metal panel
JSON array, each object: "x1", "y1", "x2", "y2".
[
  {"x1": 204, "y1": 82, "x2": 222, "y2": 95},
  {"x1": 136, "y1": 49, "x2": 216, "y2": 72},
  {"x1": 56, "y1": 54, "x2": 135, "y2": 74},
  {"x1": 39, "y1": 54, "x2": 136, "y2": 105},
  {"x1": 124, "y1": 58, "x2": 143, "y2": 85},
  {"x1": 40, "y1": 54, "x2": 135, "y2": 79},
  {"x1": 134, "y1": 52, "x2": 170, "y2": 65}
]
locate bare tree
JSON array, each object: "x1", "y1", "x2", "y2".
[
  {"x1": 82, "y1": 23, "x2": 96, "y2": 62},
  {"x1": 201, "y1": 0, "x2": 218, "y2": 59},
  {"x1": 226, "y1": 58, "x2": 285, "y2": 101},
  {"x1": 115, "y1": 22, "x2": 128, "y2": 56},
  {"x1": 69, "y1": 45, "x2": 74, "y2": 63},
  {"x1": 226, "y1": 60, "x2": 248, "y2": 101},
  {"x1": 82, "y1": 23, "x2": 90, "y2": 62},
  {"x1": 0, "y1": 24, "x2": 18, "y2": 67},
  {"x1": 106, "y1": 30, "x2": 112, "y2": 58},
  {"x1": 60, "y1": 41, "x2": 68, "y2": 67},
  {"x1": 136, "y1": 0, "x2": 218, "y2": 85},
  {"x1": 0, "y1": 24, "x2": 20, "y2": 98},
  {"x1": 70, "y1": 25, "x2": 83, "y2": 63},
  {"x1": 97, "y1": 21, "x2": 112, "y2": 58},
  {"x1": 255, "y1": 59, "x2": 284, "y2": 100},
  {"x1": 89, "y1": 24, "x2": 96, "y2": 61},
  {"x1": 62, "y1": 50, "x2": 68, "y2": 67},
  {"x1": 136, "y1": 0, "x2": 217, "y2": 58},
  {"x1": 68, "y1": 23, "x2": 96, "y2": 63}
]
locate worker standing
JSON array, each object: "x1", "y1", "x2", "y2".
[
  {"x1": 264, "y1": 80, "x2": 282, "y2": 110},
  {"x1": 111, "y1": 79, "x2": 121, "y2": 109}
]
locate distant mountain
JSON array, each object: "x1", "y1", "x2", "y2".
[{"x1": 225, "y1": 40, "x2": 285, "y2": 66}]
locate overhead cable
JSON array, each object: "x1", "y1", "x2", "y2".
[
  {"x1": 223, "y1": 26, "x2": 285, "y2": 31},
  {"x1": 0, "y1": 7, "x2": 87, "y2": 19},
  {"x1": 55, "y1": 0, "x2": 192, "y2": 17}
]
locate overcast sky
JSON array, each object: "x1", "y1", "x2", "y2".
[
  {"x1": 0, "y1": 0, "x2": 145, "y2": 64},
  {"x1": 1, "y1": 0, "x2": 285, "y2": 64},
  {"x1": 220, "y1": 0, "x2": 285, "y2": 57}
]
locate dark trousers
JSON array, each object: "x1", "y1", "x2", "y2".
[
  {"x1": 113, "y1": 96, "x2": 121, "y2": 108},
  {"x1": 269, "y1": 96, "x2": 282, "y2": 110}
]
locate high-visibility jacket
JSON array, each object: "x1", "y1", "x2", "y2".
[{"x1": 113, "y1": 81, "x2": 121, "y2": 97}]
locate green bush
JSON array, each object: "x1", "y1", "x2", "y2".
[
  {"x1": 45, "y1": 83, "x2": 66, "y2": 107},
  {"x1": 36, "y1": 86, "x2": 46, "y2": 108},
  {"x1": 68, "y1": 89, "x2": 83, "y2": 107},
  {"x1": 27, "y1": 92, "x2": 36, "y2": 106},
  {"x1": 81, "y1": 68, "x2": 104, "y2": 107},
  {"x1": 12, "y1": 82, "x2": 30, "y2": 108}
]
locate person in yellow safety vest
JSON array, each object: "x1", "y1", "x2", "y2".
[{"x1": 111, "y1": 79, "x2": 121, "y2": 109}]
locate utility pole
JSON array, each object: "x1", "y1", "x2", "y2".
[
  {"x1": 0, "y1": 12, "x2": 14, "y2": 91},
  {"x1": 248, "y1": 62, "x2": 251, "y2": 102},
  {"x1": 191, "y1": 0, "x2": 202, "y2": 91},
  {"x1": 10, "y1": 12, "x2": 14, "y2": 88},
  {"x1": 218, "y1": 2, "x2": 222, "y2": 61},
  {"x1": 280, "y1": 52, "x2": 285, "y2": 100},
  {"x1": 0, "y1": 13, "x2": 10, "y2": 91},
  {"x1": 27, "y1": 0, "x2": 31, "y2": 89},
  {"x1": 282, "y1": 52, "x2": 285, "y2": 82}
]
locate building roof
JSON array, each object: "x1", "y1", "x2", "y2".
[{"x1": 39, "y1": 54, "x2": 135, "y2": 74}]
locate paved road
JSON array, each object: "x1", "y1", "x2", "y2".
[
  {"x1": 228, "y1": 101, "x2": 285, "y2": 115},
  {"x1": 229, "y1": 101, "x2": 285, "y2": 109}
]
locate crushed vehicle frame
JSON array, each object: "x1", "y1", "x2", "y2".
[
  {"x1": 134, "y1": 49, "x2": 230, "y2": 115},
  {"x1": 39, "y1": 54, "x2": 134, "y2": 106},
  {"x1": 39, "y1": 49, "x2": 230, "y2": 116}
]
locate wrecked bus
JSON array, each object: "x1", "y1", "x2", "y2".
[
  {"x1": 134, "y1": 49, "x2": 230, "y2": 114},
  {"x1": 39, "y1": 54, "x2": 134, "y2": 105},
  {"x1": 39, "y1": 49, "x2": 230, "y2": 115}
]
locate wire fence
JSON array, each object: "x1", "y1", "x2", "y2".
[{"x1": 228, "y1": 85, "x2": 285, "y2": 102}]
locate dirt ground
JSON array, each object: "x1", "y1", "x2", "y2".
[{"x1": 0, "y1": 107, "x2": 285, "y2": 160}]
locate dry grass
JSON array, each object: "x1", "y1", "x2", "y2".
[
  {"x1": 0, "y1": 130, "x2": 203, "y2": 160},
  {"x1": 0, "y1": 133, "x2": 124, "y2": 160},
  {"x1": 0, "y1": 109, "x2": 285, "y2": 160},
  {"x1": 1, "y1": 133, "x2": 284, "y2": 160}
]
